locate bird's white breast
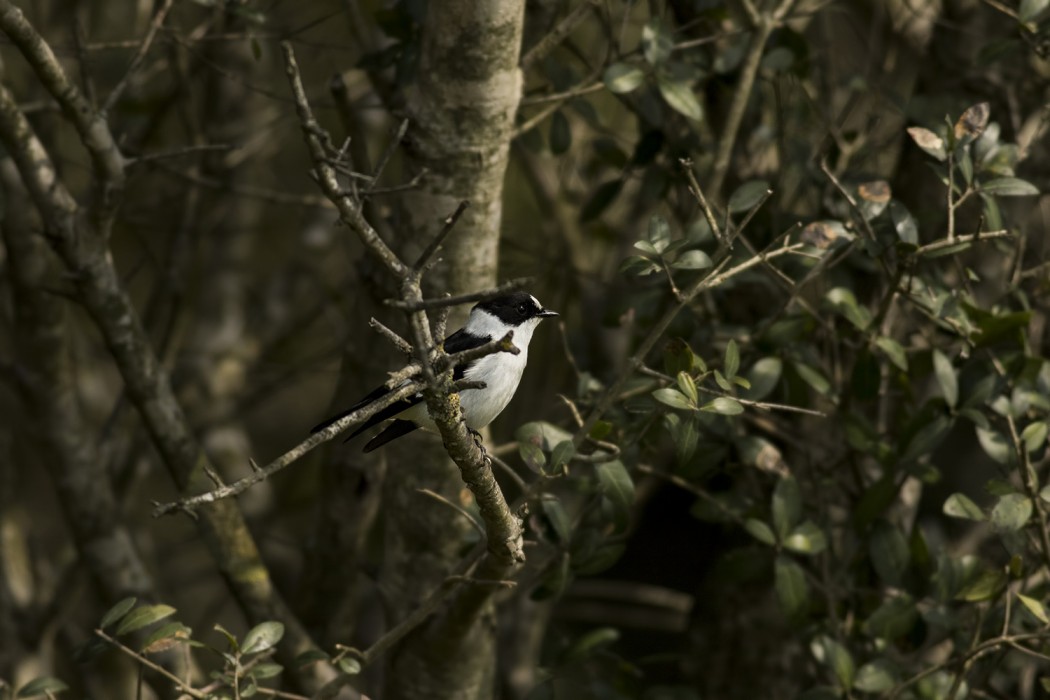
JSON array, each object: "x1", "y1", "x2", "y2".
[{"x1": 402, "y1": 312, "x2": 540, "y2": 431}]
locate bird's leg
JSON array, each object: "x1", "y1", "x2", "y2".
[{"x1": 468, "y1": 427, "x2": 486, "y2": 454}]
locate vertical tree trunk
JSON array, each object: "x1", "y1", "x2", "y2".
[{"x1": 381, "y1": 2, "x2": 526, "y2": 698}]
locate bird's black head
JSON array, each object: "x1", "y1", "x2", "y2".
[{"x1": 474, "y1": 291, "x2": 557, "y2": 326}]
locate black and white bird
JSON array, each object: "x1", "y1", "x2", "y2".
[{"x1": 312, "y1": 291, "x2": 557, "y2": 452}]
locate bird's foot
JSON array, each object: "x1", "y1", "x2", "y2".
[{"x1": 468, "y1": 428, "x2": 487, "y2": 453}]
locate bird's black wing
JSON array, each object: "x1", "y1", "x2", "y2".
[
  {"x1": 310, "y1": 328, "x2": 492, "y2": 445},
  {"x1": 442, "y1": 327, "x2": 492, "y2": 381}
]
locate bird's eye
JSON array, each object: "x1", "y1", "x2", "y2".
[{"x1": 517, "y1": 303, "x2": 527, "y2": 314}]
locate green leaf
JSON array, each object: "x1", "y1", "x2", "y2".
[
  {"x1": 812, "y1": 635, "x2": 854, "y2": 689},
  {"x1": 642, "y1": 19, "x2": 673, "y2": 65},
  {"x1": 742, "y1": 357, "x2": 782, "y2": 400},
  {"x1": 1022, "y1": 421, "x2": 1048, "y2": 453},
  {"x1": 701, "y1": 397, "x2": 743, "y2": 415},
  {"x1": 744, "y1": 518, "x2": 777, "y2": 545},
  {"x1": 724, "y1": 339, "x2": 740, "y2": 379},
  {"x1": 565, "y1": 627, "x2": 620, "y2": 661},
  {"x1": 249, "y1": 663, "x2": 283, "y2": 680},
  {"x1": 713, "y1": 369, "x2": 733, "y2": 392},
  {"x1": 875, "y1": 337, "x2": 908, "y2": 371},
  {"x1": 100, "y1": 596, "x2": 137, "y2": 630},
  {"x1": 540, "y1": 496, "x2": 572, "y2": 544},
  {"x1": 1020, "y1": 0, "x2": 1049, "y2": 21},
  {"x1": 1019, "y1": 593, "x2": 1050, "y2": 623},
  {"x1": 596, "y1": 460, "x2": 635, "y2": 531},
  {"x1": 737, "y1": 435, "x2": 787, "y2": 476},
  {"x1": 854, "y1": 659, "x2": 898, "y2": 692},
  {"x1": 663, "y1": 338, "x2": 695, "y2": 375},
  {"x1": 17, "y1": 678, "x2": 70, "y2": 698},
  {"x1": 115, "y1": 604, "x2": 177, "y2": 636},
  {"x1": 794, "y1": 361, "x2": 831, "y2": 395},
  {"x1": 907, "y1": 126, "x2": 947, "y2": 160},
  {"x1": 932, "y1": 350, "x2": 958, "y2": 407},
  {"x1": 589, "y1": 420, "x2": 613, "y2": 442},
  {"x1": 648, "y1": 213, "x2": 671, "y2": 251},
  {"x1": 518, "y1": 441, "x2": 547, "y2": 472},
  {"x1": 214, "y1": 622, "x2": 239, "y2": 651},
  {"x1": 603, "y1": 63, "x2": 645, "y2": 94},
  {"x1": 774, "y1": 555, "x2": 809, "y2": 620},
  {"x1": 549, "y1": 111, "x2": 571, "y2": 155},
  {"x1": 676, "y1": 372, "x2": 698, "y2": 405},
  {"x1": 943, "y1": 493, "x2": 985, "y2": 521},
  {"x1": 242, "y1": 621, "x2": 285, "y2": 654},
  {"x1": 980, "y1": 177, "x2": 1039, "y2": 196},
  {"x1": 826, "y1": 287, "x2": 871, "y2": 330},
  {"x1": 656, "y1": 75, "x2": 704, "y2": 121},
  {"x1": 900, "y1": 415, "x2": 951, "y2": 462},
  {"x1": 141, "y1": 622, "x2": 192, "y2": 654},
  {"x1": 869, "y1": 520, "x2": 909, "y2": 586},
  {"x1": 976, "y1": 426, "x2": 1012, "y2": 464},
  {"x1": 337, "y1": 657, "x2": 362, "y2": 675},
  {"x1": 784, "y1": 521, "x2": 827, "y2": 555},
  {"x1": 549, "y1": 440, "x2": 576, "y2": 473},
  {"x1": 727, "y1": 180, "x2": 770, "y2": 214},
  {"x1": 772, "y1": 476, "x2": 802, "y2": 540},
  {"x1": 671, "y1": 250, "x2": 712, "y2": 270},
  {"x1": 956, "y1": 568, "x2": 1007, "y2": 602},
  {"x1": 889, "y1": 201, "x2": 918, "y2": 245},
  {"x1": 294, "y1": 650, "x2": 330, "y2": 667},
  {"x1": 954, "y1": 102, "x2": 990, "y2": 143},
  {"x1": 865, "y1": 595, "x2": 918, "y2": 640},
  {"x1": 990, "y1": 493, "x2": 1032, "y2": 532},
  {"x1": 653, "y1": 387, "x2": 696, "y2": 410}
]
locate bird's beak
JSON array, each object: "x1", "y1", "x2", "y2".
[{"x1": 538, "y1": 308, "x2": 558, "y2": 318}]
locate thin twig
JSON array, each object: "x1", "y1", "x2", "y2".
[
  {"x1": 369, "y1": 317, "x2": 414, "y2": 356},
  {"x1": 364, "y1": 118, "x2": 409, "y2": 196},
  {"x1": 151, "y1": 381, "x2": 424, "y2": 516},
  {"x1": 101, "y1": 0, "x2": 175, "y2": 114},
  {"x1": 915, "y1": 229, "x2": 1012, "y2": 257},
  {"x1": 386, "y1": 277, "x2": 532, "y2": 311},
  {"x1": 414, "y1": 200, "x2": 470, "y2": 271},
  {"x1": 520, "y1": 0, "x2": 601, "y2": 70},
  {"x1": 418, "y1": 488, "x2": 485, "y2": 539},
  {"x1": 324, "y1": 545, "x2": 487, "y2": 675},
  {"x1": 126, "y1": 143, "x2": 234, "y2": 166},
  {"x1": 282, "y1": 41, "x2": 406, "y2": 277},
  {"x1": 95, "y1": 629, "x2": 204, "y2": 699},
  {"x1": 680, "y1": 158, "x2": 725, "y2": 246}
]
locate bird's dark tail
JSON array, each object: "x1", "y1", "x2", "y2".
[{"x1": 363, "y1": 420, "x2": 419, "y2": 452}]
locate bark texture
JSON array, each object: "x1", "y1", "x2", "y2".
[{"x1": 380, "y1": 2, "x2": 527, "y2": 698}]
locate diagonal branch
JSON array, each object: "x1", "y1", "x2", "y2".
[
  {"x1": 281, "y1": 41, "x2": 406, "y2": 278},
  {"x1": 0, "y1": 57, "x2": 334, "y2": 692},
  {"x1": 282, "y1": 41, "x2": 524, "y2": 568},
  {"x1": 0, "y1": 0, "x2": 125, "y2": 192}
]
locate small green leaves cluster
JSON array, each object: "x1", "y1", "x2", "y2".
[
  {"x1": 621, "y1": 213, "x2": 714, "y2": 278},
  {"x1": 651, "y1": 337, "x2": 747, "y2": 416},
  {"x1": 603, "y1": 18, "x2": 704, "y2": 122},
  {"x1": 76, "y1": 597, "x2": 328, "y2": 699},
  {"x1": 518, "y1": 420, "x2": 636, "y2": 600}
]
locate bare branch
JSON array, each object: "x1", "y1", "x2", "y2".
[
  {"x1": 151, "y1": 380, "x2": 424, "y2": 517},
  {"x1": 0, "y1": 0, "x2": 125, "y2": 192},
  {"x1": 386, "y1": 277, "x2": 532, "y2": 311},
  {"x1": 520, "y1": 0, "x2": 600, "y2": 70},
  {"x1": 101, "y1": 0, "x2": 175, "y2": 115},
  {"x1": 370, "y1": 317, "x2": 414, "y2": 356},
  {"x1": 414, "y1": 200, "x2": 470, "y2": 271},
  {"x1": 281, "y1": 41, "x2": 407, "y2": 277}
]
